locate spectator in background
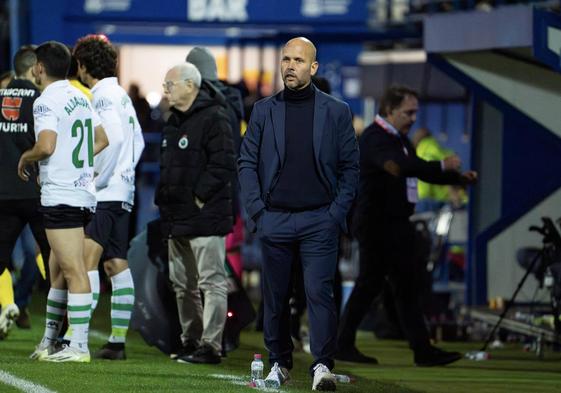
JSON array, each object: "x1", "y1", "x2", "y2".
[
  {"x1": 336, "y1": 85, "x2": 477, "y2": 367},
  {"x1": 186, "y1": 47, "x2": 244, "y2": 155},
  {"x1": 242, "y1": 73, "x2": 265, "y2": 125},
  {"x1": 12, "y1": 226, "x2": 43, "y2": 330},
  {"x1": 128, "y1": 83, "x2": 152, "y2": 132},
  {"x1": 311, "y1": 75, "x2": 331, "y2": 95},
  {"x1": 156, "y1": 62, "x2": 235, "y2": 365},
  {"x1": 0, "y1": 70, "x2": 14, "y2": 88},
  {"x1": 412, "y1": 127, "x2": 458, "y2": 212}
]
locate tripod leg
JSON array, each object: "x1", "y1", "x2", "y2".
[
  {"x1": 480, "y1": 249, "x2": 545, "y2": 351},
  {"x1": 537, "y1": 335, "x2": 544, "y2": 358}
]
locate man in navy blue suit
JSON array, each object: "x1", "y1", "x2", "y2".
[{"x1": 238, "y1": 37, "x2": 359, "y2": 391}]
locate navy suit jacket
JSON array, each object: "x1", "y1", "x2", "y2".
[{"x1": 238, "y1": 85, "x2": 359, "y2": 233}]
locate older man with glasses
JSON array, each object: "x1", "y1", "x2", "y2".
[{"x1": 155, "y1": 62, "x2": 235, "y2": 364}]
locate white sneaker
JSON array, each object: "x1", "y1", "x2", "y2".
[
  {"x1": 312, "y1": 363, "x2": 336, "y2": 391},
  {"x1": 264, "y1": 362, "x2": 290, "y2": 389},
  {"x1": 0, "y1": 304, "x2": 20, "y2": 339},
  {"x1": 30, "y1": 340, "x2": 57, "y2": 360},
  {"x1": 44, "y1": 345, "x2": 90, "y2": 363}
]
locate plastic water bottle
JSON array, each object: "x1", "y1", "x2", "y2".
[
  {"x1": 334, "y1": 374, "x2": 352, "y2": 383},
  {"x1": 465, "y1": 351, "x2": 489, "y2": 361},
  {"x1": 251, "y1": 353, "x2": 264, "y2": 383}
]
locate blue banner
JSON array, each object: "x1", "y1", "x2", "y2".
[{"x1": 65, "y1": 0, "x2": 368, "y2": 24}]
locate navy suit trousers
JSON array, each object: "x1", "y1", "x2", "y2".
[{"x1": 259, "y1": 206, "x2": 339, "y2": 373}]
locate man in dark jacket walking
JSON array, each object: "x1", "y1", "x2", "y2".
[
  {"x1": 156, "y1": 62, "x2": 235, "y2": 364},
  {"x1": 336, "y1": 85, "x2": 477, "y2": 367}
]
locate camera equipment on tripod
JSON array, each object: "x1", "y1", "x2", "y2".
[
  {"x1": 475, "y1": 217, "x2": 561, "y2": 354},
  {"x1": 521, "y1": 217, "x2": 561, "y2": 287},
  {"x1": 529, "y1": 217, "x2": 561, "y2": 249}
]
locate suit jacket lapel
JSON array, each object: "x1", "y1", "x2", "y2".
[
  {"x1": 313, "y1": 90, "x2": 327, "y2": 163},
  {"x1": 271, "y1": 94, "x2": 285, "y2": 165}
]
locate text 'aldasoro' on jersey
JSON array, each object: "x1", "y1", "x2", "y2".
[{"x1": 33, "y1": 80, "x2": 101, "y2": 208}]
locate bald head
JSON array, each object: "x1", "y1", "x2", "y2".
[
  {"x1": 281, "y1": 37, "x2": 318, "y2": 91},
  {"x1": 283, "y1": 37, "x2": 317, "y2": 62}
]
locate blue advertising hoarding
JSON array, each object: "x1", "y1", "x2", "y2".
[
  {"x1": 27, "y1": 0, "x2": 376, "y2": 47},
  {"x1": 64, "y1": 0, "x2": 369, "y2": 24},
  {"x1": 20, "y1": 0, "x2": 381, "y2": 115}
]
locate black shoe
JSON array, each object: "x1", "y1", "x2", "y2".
[
  {"x1": 16, "y1": 308, "x2": 31, "y2": 329},
  {"x1": 414, "y1": 346, "x2": 462, "y2": 367},
  {"x1": 335, "y1": 346, "x2": 378, "y2": 364},
  {"x1": 222, "y1": 335, "x2": 239, "y2": 353},
  {"x1": 95, "y1": 342, "x2": 126, "y2": 360},
  {"x1": 178, "y1": 344, "x2": 221, "y2": 364},
  {"x1": 170, "y1": 339, "x2": 199, "y2": 360},
  {"x1": 55, "y1": 339, "x2": 70, "y2": 353}
]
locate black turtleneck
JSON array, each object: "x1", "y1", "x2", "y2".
[{"x1": 268, "y1": 83, "x2": 331, "y2": 210}]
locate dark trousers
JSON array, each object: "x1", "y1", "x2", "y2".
[
  {"x1": 14, "y1": 225, "x2": 40, "y2": 309},
  {"x1": 290, "y1": 250, "x2": 343, "y2": 340},
  {"x1": 337, "y1": 217, "x2": 431, "y2": 354},
  {"x1": 0, "y1": 199, "x2": 50, "y2": 277},
  {"x1": 260, "y1": 206, "x2": 339, "y2": 373}
]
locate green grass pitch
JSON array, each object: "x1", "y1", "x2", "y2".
[{"x1": 1, "y1": 293, "x2": 561, "y2": 392}]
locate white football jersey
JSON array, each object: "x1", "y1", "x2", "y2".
[
  {"x1": 33, "y1": 80, "x2": 101, "y2": 207},
  {"x1": 91, "y1": 77, "x2": 144, "y2": 204}
]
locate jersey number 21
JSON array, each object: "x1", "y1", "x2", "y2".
[{"x1": 71, "y1": 118, "x2": 94, "y2": 168}]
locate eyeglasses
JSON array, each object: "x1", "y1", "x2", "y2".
[{"x1": 162, "y1": 79, "x2": 189, "y2": 91}]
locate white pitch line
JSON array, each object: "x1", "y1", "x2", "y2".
[
  {"x1": 0, "y1": 370, "x2": 58, "y2": 393},
  {"x1": 209, "y1": 373, "x2": 286, "y2": 392},
  {"x1": 209, "y1": 373, "x2": 246, "y2": 381}
]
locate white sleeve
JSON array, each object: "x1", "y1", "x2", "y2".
[
  {"x1": 132, "y1": 114, "x2": 145, "y2": 168},
  {"x1": 95, "y1": 97, "x2": 123, "y2": 147},
  {"x1": 91, "y1": 108, "x2": 102, "y2": 128},
  {"x1": 33, "y1": 98, "x2": 59, "y2": 136},
  {"x1": 93, "y1": 98, "x2": 123, "y2": 189}
]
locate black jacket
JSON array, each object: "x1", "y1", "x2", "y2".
[
  {"x1": 207, "y1": 80, "x2": 244, "y2": 155},
  {"x1": 0, "y1": 79, "x2": 40, "y2": 200},
  {"x1": 156, "y1": 85, "x2": 235, "y2": 238},
  {"x1": 353, "y1": 121, "x2": 464, "y2": 235},
  {"x1": 206, "y1": 80, "x2": 244, "y2": 218}
]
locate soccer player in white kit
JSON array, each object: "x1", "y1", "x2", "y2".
[
  {"x1": 18, "y1": 41, "x2": 108, "y2": 362},
  {"x1": 73, "y1": 35, "x2": 145, "y2": 360}
]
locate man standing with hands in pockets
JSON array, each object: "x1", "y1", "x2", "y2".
[{"x1": 239, "y1": 37, "x2": 359, "y2": 391}]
